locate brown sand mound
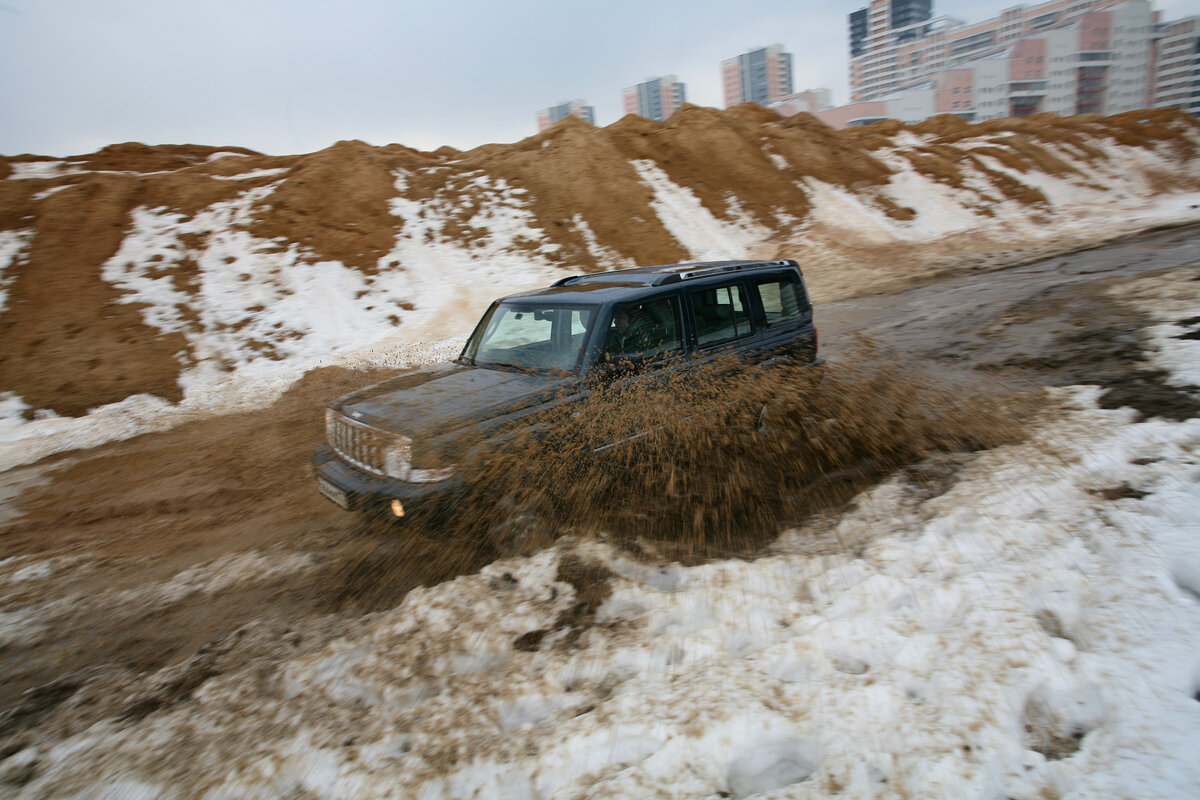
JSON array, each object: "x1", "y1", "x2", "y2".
[
  {"x1": 247, "y1": 139, "x2": 438, "y2": 272},
  {"x1": 457, "y1": 115, "x2": 687, "y2": 268},
  {"x1": 0, "y1": 177, "x2": 189, "y2": 416},
  {"x1": 65, "y1": 142, "x2": 263, "y2": 173},
  {"x1": 2, "y1": 108, "x2": 1198, "y2": 417},
  {"x1": 609, "y1": 103, "x2": 814, "y2": 228}
]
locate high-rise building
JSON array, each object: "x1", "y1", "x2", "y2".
[
  {"x1": 831, "y1": 0, "x2": 1176, "y2": 126},
  {"x1": 721, "y1": 45, "x2": 794, "y2": 107},
  {"x1": 1153, "y1": 15, "x2": 1200, "y2": 116},
  {"x1": 623, "y1": 76, "x2": 687, "y2": 121},
  {"x1": 820, "y1": 0, "x2": 1177, "y2": 128},
  {"x1": 847, "y1": 0, "x2": 1145, "y2": 103},
  {"x1": 889, "y1": 0, "x2": 934, "y2": 30},
  {"x1": 536, "y1": 100, "x2": 596, "y2": 131}
]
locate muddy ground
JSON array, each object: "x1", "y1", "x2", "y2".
[{"x1": 2, "y1": 222, "x2": 1199, "y2": 757}]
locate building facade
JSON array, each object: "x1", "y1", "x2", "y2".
[
  {"x1": 536, "y1": 100, "x2": 596, "y2": 131},
  {"x1": 623, "y1": 76, "x2": 687, "y2": 121},
  {"x1": 721, "y1": 45, "x2": 794, "y2": 107},
  {"x1": 820, "y1": 0, "x2": 1180, "y2": 129},
  {"x1": 1153, "y1": 15, "x2": 1200, "y2": 116},
  {"x1": 847, "y1": 0, "x2": 1148, "y2": 104}
]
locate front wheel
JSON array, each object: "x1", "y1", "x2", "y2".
[{"x1": 486, "y1": 489, "x2": 556, "y2": 557}]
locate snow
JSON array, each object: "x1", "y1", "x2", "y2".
[
  {"x1": 6, "y1": 161, "x2": 80, "y2": 180},
  {"x1": 10, "y1": 265, "x2": 1200, "y2": 797},
  {"x1": 210, "y1": 167, "x2": 290, "y2": 181},
  {"x1": 631, "y1": 159, "x2": 772, "y2": 260},
  {"x1": 0, "y1": 229, "x2": 32, "y2": 314},
  {"x1": 807, "y1": 125, "x2": 1200, "y2": 257}
]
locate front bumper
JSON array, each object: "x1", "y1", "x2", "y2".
[{"x1": 312, "y1": 442, "x2": 459, "y2": 520}]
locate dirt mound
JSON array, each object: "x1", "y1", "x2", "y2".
[
  {"x1": 0, "y1": 146, "x2": 308, "y2": 415},
  {"x1": 912, "y1": 114, "x2": 973, "y2": 139},
  {"x1": 65, "y1": 142, "x2": 263, "y2": 173},
  {"x1": 458, "y1": 115, "x2": 685, "y2": 268},
  {"x1": 247, "y1": 139, "x2": 437, "y2": 272},
  {"x1": 2, "y1": 109, "x2": 1198, "y2": 418},
  {"x1": 0, "y1": 176, "x2": 189, "y2": 416},
  {"x1": 610, "y1": 103, "x2": 803, "y2": 228}
]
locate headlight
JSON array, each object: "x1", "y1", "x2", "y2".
[
  {"x1": 382, "y1": 436, "x2": 414, "y2": 480},
  {"x1": 383, "y1": 436, "x2": 455, "y2": 483}
]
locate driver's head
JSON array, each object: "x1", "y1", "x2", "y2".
[{"x1": 613, "y1": 308, "x2": 631, "y2": 334}]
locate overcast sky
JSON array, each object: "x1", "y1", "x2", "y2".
[{"x1": 1, "y1": 0, "x2": 1197, "y2": 157}]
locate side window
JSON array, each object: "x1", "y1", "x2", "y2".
[
  {"x1": 605, "y1": 296, "x2": 682, "y2": 361},
  {"x1": 757, "y1": 275, "x2": 807, "y2": 328},
  {"x1": 690, "y1": 284, "x2": 752, "y2": 347}
]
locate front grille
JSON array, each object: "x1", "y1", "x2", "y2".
[{"x1": 326, "y1": 410, "x2": 405, "y2": 477}]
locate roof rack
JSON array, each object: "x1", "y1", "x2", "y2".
[
  {"x1": 552, "y1": 259, "x2": 795, "y2": 288},
  {"x1": 676, "y1": 260, "x2": 793, "y2": 281}
]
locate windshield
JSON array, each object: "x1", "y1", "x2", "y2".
[{"x1": 463, "y1": 301, "x2": 598, "y2": 373}]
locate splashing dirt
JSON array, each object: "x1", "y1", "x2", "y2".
[{"x1": 326, "y1": 347, "x2": 1034, "y2": 617}]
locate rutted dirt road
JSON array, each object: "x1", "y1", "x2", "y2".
[{"x1": 2, "y1": 222, "x2": 1199, "y2": 756}]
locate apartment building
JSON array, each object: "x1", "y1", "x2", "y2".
[
  {"x1": 848, "y1": 0, "x2": 1144, "y2": 103},
  {"x1": 536, "y1": 100, "x2": 596, "y2": 132},
  {"x1": 1153, "y1": 15, "x2": 1200, "y2": 116},
  {"x1": 623, "y1": 76, "x2": 687, "y2": 121},
  {"x1": 821, "y1": 0, "x2": 1167, "y2": 128},
  {"x1": 721, "y1": 45, "x2": 794, "y2": 107}
]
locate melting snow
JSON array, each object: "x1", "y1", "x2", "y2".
[
  {"x1": 0, "y1": 229, "x2": 32, "y2": 314},
  {"x1": 631, "y1": 160, "x2": 771, "y2": 260},
  {"x1": 11, "y1": 395, "x2": 1200, "y2": 797}
]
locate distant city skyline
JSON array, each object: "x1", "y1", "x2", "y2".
[{"x1": 2, "y1": 0, "x2": 1198, "y2": 157}]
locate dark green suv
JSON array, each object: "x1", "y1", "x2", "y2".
[{"x1": 313, "y1": 259, "x2": 821, "y2": 520}]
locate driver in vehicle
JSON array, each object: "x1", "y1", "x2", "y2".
[{"x1": 606, "y1": 305, "x2": 656, "y2": 357}]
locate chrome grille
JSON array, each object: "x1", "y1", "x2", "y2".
[{"x1": 326, "y1": 410, "x2": 398, "y2": 476}]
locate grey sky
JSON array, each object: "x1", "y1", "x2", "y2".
[{"x1": 1, "y1": 0, "x2": 1196, "y2": 157}]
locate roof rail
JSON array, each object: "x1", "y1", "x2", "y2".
[
  {"x1": 551, "y1": 259, "x2": 795, "y2": 287},
  {"x1": 676, "y1": 260, "x2": 793, "y2": 281}
]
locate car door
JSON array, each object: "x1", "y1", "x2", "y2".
[
  {"x1": 685, "y1": 280, "x2": 762, "y2": 369},
  {"x1": 746, "y1": 270, "x2": 817, "y2": 365}
]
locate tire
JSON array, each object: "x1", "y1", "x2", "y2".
[{"x1": 486, "y1": 489, "x2": 556, "y2": 557}]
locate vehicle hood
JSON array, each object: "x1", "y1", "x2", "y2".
[{"x1": 331, "y1": 362, "x2": 581, "y2": 441}]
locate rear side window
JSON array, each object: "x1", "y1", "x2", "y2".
[
  {"x1": 691, "y1": 284, "x2": 752, "y2": 347},
  {"x1": 757, "y1": 275, "x2": 807, "y2": 327}
]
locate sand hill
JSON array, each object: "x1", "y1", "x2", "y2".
[{"x1": 1, "y1": 107, "x2": 1199, "y2": 422}]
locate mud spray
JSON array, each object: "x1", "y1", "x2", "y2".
[{"x1": 329, "y1": 344, "x2": 1034, "y2": 612}]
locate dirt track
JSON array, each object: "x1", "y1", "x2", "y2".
[{"x1": 2, "y1": 222, "x2": 1200, "y2": 755}]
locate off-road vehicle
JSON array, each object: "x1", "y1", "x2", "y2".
[{"x1": 313, "y1": 259, "x2": 821, "y2": 521}]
